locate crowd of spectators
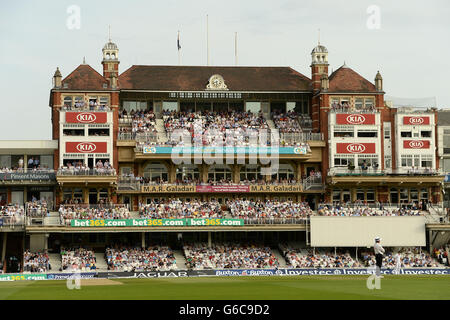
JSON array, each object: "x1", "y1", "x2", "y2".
[
  {"x1": 360, "y1": 247, "x2": 440, "y2": 268},
  {"x1": 317, "y1": 204, "x2": 422, "y2": 216},
  {"x1": 330, "y1": 101, "x2": 376, "y2": 113},
  {"x1": 60, "y1": 247, "x2": 97, "y2": 271},
  {"x1": 59, "y1": 205, "x2": 130, "y2": 224},
  {"x1": 184, "y1": 243, "x2": 280, "y2": 269},
  {"x1": 105, "y1": 246, "x2": 177, "y2": 271},
  {"x1": 228, "y1": 200, "x2": 312, "y2": 220},
  {"x1": 63, "y1": 100, "x2": 110, "y2": 111},
  {"x1": 119, "y1": 175, "x2": 299, "y2": 186},
  {"x1": 280, "y1": 246, "x2": 361, "y2": 268},
  {"x1": 0, "y1": 205, "x2": 25, "y2": 225},
  {"x1": 433, "y1": 247, "x2": 449, "y2": 266},
  {"x1": 163, "y1": 110, "x2": 269, "y2": 147},
  {"x1": 26, "y1": 200, "x2": 49, "y2": 218},
  {"x1": 271, "y1": 111, "x2": 303, "y2": 133},
  {"x1": 58, "y1": 160, "x2": 116, "y2": 175},
  {"x1": 120, "y1": 109, "x2": 158, "y2": 135},
  {"x1": 23, "y1": 250, "x2": 51, "y2": 272},
  {"x1": 139, "y1": 199, "x2": 224, "y2": 219}
]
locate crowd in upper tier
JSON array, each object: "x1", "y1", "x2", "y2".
[
  {"x1": 120, "y1": 109, "x2": 158, "y2": 135},
  {"x1": 63, "y1": 100, "x2": 110, "y2": 111},
  {"x1": 163, "y1": 110, "x2": 270, "y2": 147},
  {"x1": 271, "y1": 111, "x2": 303, "y2": 133},
  {"x1": 59, "y1": 205, "x2": 130, "y2": 224},
  {"x1": 139, "y1": 199, "x2": 224, "y2": 219},
  {"x1": 105, "y1": 246, "x2": 177, "y2": 271},
  {"x1": 26, "y1": 200, "x2": 49, "y2": 217},
  {"x1": 316, "y1": 204, "x2": 423, "y2": 216},
  {"x1": 59, "y1": 160, "x2": 116, "y2": 175},
  {"x1": 184, "y1": 243, "x2": 280, "y2": 269},
  {"x1": 228, "y1": 200, "x2": 313, "y2": 220}
]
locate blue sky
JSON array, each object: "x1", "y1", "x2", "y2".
[{"x1": 0, "y1": 0, "x2": 449, "y2": 139}]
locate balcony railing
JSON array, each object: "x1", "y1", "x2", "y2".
[
  {"x1": 302, "y1": 176, "x2": 324, "y2": 190},
  {"x1": 280, "y1": 132, "x2": 324, "y2": 142},
  {"x1": 62, "y1": 106, "x2": 111, "y2": 112},
  {"x1": 0, "y1": 215, "x2": 25, "y2": 227},
  {"x1": 328, "y1": 167, "x2": 443, "y2": 177},
  {"x1": 328, "y1": 167, "x2": 385, "y2": 176},
  {"x1": 118, "y1": 132, "x2": 159, "y2": 142},
  {"x1": 57, "y1": 168, "x2": 117, "y2": 176}
]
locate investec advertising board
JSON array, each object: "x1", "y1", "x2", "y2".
[{"x1": 70, "y1": 218, "x2": 244, "y2": 227}]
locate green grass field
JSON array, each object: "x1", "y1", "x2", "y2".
[{"x1": 0, "y1": 275, "x2": 449, "y2": 300}]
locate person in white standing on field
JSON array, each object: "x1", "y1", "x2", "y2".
[{"x1": 374, "y1": 237, "x2": 385, "y2": 278}]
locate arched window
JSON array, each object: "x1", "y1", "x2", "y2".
[
  {"x1": 143, "y1": 162, "x2": 168, "y2": 182},
  {"x1": 239, "y1": 165, "x2": 262, "y2": 182},
  {"x1": 63, "y1": 96, "x2": 73, "y2": 108},
  {"x1": 208, "y1": 164, "x2": 232, "y2": 182},
  {"x1": 271, "y1": 163, "x2": 294, "y2": 182},
  {"x1": 176, "y1": 165, "x2": 199, "y2": 182}
]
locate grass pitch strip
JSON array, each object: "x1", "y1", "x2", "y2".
[{"x1": 0, "y1": 275, "x2": 448, "y2": 300}]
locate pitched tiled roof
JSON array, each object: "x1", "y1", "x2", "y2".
[
  {"x1": 118, "y1": 66, "x2": 311, "y2": 91},
  {"x1": 328, "y1": 65, "x2": 377, "y2": 93},
  {"x1": 61, "y1": 64, "x2": 109, "y2": 90}
]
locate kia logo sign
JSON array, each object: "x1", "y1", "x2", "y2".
[
  {"x1": 345, "y1": 115, "x2": 366, "y2": 125},
  {"x1": 76, "y1": 143, "x2": 97, "y2": 153},
  {"x1": 408, "y1": 141, "x2": 424, "y2": 148},
  {"x1": 408, "y1": 117, "x2": 424, "y2": 125},
  {"x1": 346, "y1": 143, "x2": 366, "y2": 154},
  {"x1": 76, "y1": 113, "x2": 97, "y2": 123}
]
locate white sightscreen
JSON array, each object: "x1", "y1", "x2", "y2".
[{"x1": 310, "y1": 216, "x2": 426, "y2": 247}]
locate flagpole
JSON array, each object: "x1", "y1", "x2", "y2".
[
  {"x1": 207, "y1": 14, "x2": 210, "y2": 66},
  {"x1": 178, "y1": 30, "x2": 181, "y2": 66},
  {"x1": 235, "y1": 32, "x2": 238, "y2": 66}
]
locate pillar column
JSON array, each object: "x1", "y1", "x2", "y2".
[
  {"x1": 141, "y1": 232, "x2": 146, "y2": 248},
  {"x1": 208, "y1": 232, "x2": 212, "y2": 248},
  {"x1": 83, "y1": 188, "x2": 89, "y2": 204},
  {"x1": 1, "y1": 233, "x2": 7, "y2": 264}
]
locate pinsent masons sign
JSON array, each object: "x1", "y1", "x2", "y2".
[
  {"x1": 336, "y1": 114, "x2": 376, "y2": 125},
  {"x1": 403, "y1": 140, "x2": 430, "y2": 149},
  {"x1": 403, "y1": 116, "x2": 430, "y2": 125},
  {"x1": 336, "y1": 143, "x2": 376, "y2": 154},
  {"x1": 65, "y1": 142, "x2": 107, "y2": 153},
  {"x1": 65, "y1": 112, "x2": 107, "y2": 123},
  {"x1": 0, "y1": 172, "x2": 56, "y2": 181}
]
